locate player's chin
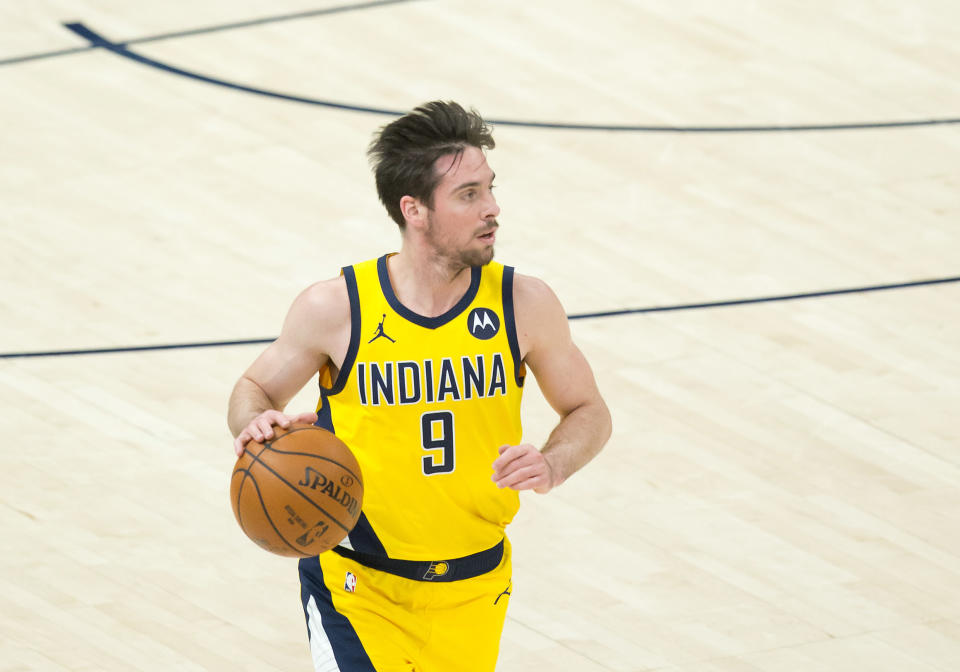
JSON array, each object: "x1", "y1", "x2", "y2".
[{"x1": 462, "y1": 246, "x2": 495, "y2": 267}]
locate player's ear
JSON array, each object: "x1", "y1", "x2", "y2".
[{"x1": 400, "y1": 195, "x2": 426, "y2": 231}]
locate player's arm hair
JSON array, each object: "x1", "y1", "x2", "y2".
[
  {"x1": 515, "y1": 275, "x2": 612, "y2": 487},
  {"x1": 227, "y1": 278, "x2": 346, "y2": 437}
]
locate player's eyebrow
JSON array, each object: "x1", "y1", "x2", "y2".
[{"x1": 453, "y1": 173, "x2": 496, "y2": 192}]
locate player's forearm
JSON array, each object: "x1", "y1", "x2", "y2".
[
  {"x1": 541, "y1": 396, "x2": 612, "y2": 488},
  {"x1": 227, "y1": 376, "x2": 280, "y2": 438}
]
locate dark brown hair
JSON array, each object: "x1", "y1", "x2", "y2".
[{"x1": 368, "y1": 101, "x2": 495, "y2": 228}]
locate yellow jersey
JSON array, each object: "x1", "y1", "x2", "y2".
[{"x1": 316, "y1": 254, "x2": 525, "y2": 560}]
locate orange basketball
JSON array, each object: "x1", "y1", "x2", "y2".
[{"x1": 230, "y1": 424, "x2": 363, "y2": 557}]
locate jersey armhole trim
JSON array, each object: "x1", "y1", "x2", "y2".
[
  {"x1": 324, "y1": 264, "x2": 362, "y2": 395},
  {"x1": 502, "y1": 266, "x2": 525, "y2": 387}
]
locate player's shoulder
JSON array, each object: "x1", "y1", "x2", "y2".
[
  {"x1": 509, "y1": 273, "x2": 570, "y2": 358},
  {"x1": 300, "y1": 274, "x2": 348, "y2": 301},
  {"x1": 512, "y1": 272, "x2": 563, "y2": 316},
  {"x1": 288, "y1": 274, "x2": 350, "y2": 325}
]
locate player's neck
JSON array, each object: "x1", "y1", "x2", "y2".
[{"x1": 386, "y1": 250, "x2": 472, "y2": 318}]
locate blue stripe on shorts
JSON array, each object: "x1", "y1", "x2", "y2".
[{"x1": 299, "y1": 556, "x2": 376, "y2": 672}]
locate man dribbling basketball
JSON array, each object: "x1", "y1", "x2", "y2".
[{"x1": 228, "y1": 101, "x2": 612, "y2": 672}]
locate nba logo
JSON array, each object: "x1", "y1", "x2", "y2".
[{"x1": 344, "y1": 572, "x2": 357, "y2": 593}]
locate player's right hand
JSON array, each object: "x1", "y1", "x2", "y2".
[{"x1": 233, "y1": 410, "x2": 319, "y2": 456}]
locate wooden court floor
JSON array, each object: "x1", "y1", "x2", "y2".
[{"x1": 1, "y1": 1, "x2": 959, "y2": 670}]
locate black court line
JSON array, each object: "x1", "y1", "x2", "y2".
[
  {"x1": 0, "y1": 44, "x2": 93, "y2": 66},
  {"x1": 47, "y1": 22, "x2": 958, "y2": 134},
  {"x1": 2, "y1": 275, "x2": 957, "y2": 360},
  {"x1": 0, "y1": 0, "x2": 421, "y2": 67},
  {"x1": 565, "y1": 275, "x2": 960, "y2": 320},
  {"x1": 0, "y1": 338, "x2": 277, "y2": 359}
]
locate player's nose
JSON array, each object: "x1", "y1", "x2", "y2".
[{"x1": 483, "y1": 190, "x2": 501, "y2": 219}]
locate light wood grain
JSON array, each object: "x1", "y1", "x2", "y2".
[{"x1": 1, "y1": 1, "x2": 958, "y2": 670}]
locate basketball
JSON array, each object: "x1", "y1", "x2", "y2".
[{"x1": 230, "y1": 424, "x2": 363, "y2": 558}]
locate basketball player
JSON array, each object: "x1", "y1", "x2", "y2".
[{"x1": 228, "y1": 101, "x2": 612, "y2": 672}]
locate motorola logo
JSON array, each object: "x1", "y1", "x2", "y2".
[{"x1": 467, "y1": 308, "x2": 500, "y2": 340}]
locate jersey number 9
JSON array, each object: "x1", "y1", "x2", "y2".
[{"x1": 421, "y1": 411, "x2": 455, "y2": 475}]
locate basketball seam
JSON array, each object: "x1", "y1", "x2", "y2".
[
  {"x1": 233, "y1": 467, "x2": 257, "y2": 541},
  {"x1": 234, "y1": 440, "x2": 270, "y2": 514},
  {"x1": 261, "y1": 445, "x2": 363, "y2": 486},
  {"x1": 232, "y1": 443, "x2": 267, "y2": 535},
  {"x1": 269, "y1": 427, "x2": 362, "y2": 484},
  {"x1": 233, "y1": 469, "x2": 248, "y2": 532},
  {"x1": 235, "y1": 466, "x2": 307, "y2": 555},
  {"x1": 248, "y1": 443, "x2": 355, "y2": 533}
]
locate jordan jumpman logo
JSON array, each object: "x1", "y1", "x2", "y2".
[{"x1": 368, "y1": 314, "x2": 396, "y2": 344}]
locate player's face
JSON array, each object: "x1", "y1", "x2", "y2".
[{"x1": 424, "y1": 146, "x2": 500, "y2": 269}]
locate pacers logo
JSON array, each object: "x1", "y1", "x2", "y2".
[
  {"x1": 467, "y1": 308, "x2": 500, "y2": 340},
  {"x1": 423, "y1": 561, "x2": 450, "y2": 581}
]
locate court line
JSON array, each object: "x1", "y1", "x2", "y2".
[
  {"x1": 2, "y1": 275, "x2": 957, "y2": 359},
  {"x1": 0, "y1": 44, "x2": 92, "y2": 66},
  {"x1": 565, "y1": 275, "x2": 960, "y2": 319},
  {"x1": 0, "y1": 0, "x2": 421, "y2": 67},
  {"x1": 57, "y1": 22, "x2": 960, "y2": 134}
]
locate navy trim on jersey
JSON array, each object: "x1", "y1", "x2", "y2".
[
  {"x1": 345, "y1": 512, "x2": 389, "y2": 556},
  {"x1": 315, "y1": 263, "x2": 388, "y2": 560},
  {"x1": 377, "y1": 254, "x2": 481, "y2": 329},
  {"x1": 332, "y1": 539, "x2": 504, "y2": 582},
  {"x1": 323, "y1": 265, "x2": 362, "y2": 395},
  {"x1": 299, "y1": 556, "x2": 377, "y2": 672},
  {"x1": 315, "y1": 389, "x2": 336, "y2": 433},
  {"x1": 502, "y1": 266, "x2": 525, "y2": 387},
  {"x1": 316, "y1": 267, "x2": 360, "y2": 435}
]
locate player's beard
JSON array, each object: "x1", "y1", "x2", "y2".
[{"x1": 426, "y1": 213, "x2": 497, "y2": 270}]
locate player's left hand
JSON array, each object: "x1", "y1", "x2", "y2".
[{"x1": 492, "y1": 444, "x2": 558, "y2": 494}]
